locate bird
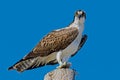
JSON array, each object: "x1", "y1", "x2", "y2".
[{"x1": 8, "y1": 10, "x2": 87, "y2": 72}]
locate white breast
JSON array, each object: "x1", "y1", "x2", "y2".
[
  {"x1": 60, "y1": 23, "x2": 84, "y2": 62},
  {"x1": 61, "y1": 31, "x2": 82, "y2": 58}
]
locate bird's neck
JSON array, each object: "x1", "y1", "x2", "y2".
[{"x1": 69, "y1": 20, "x2": 84, "y2": 33}]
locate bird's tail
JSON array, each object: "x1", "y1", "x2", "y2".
[{"x1": 8, "y1": 58, "x2": 36, "y2": 72}]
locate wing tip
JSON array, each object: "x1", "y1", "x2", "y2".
[
  {"x1": 83, "y1": 34, "x2": 88, "y2": 39},
  {"x1": 8, "y1": 66, "x2": 14, "y2": 70}
]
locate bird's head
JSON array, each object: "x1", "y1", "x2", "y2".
[{"x1": 74, "y1": 10, "x2": 86, "y2": 24}]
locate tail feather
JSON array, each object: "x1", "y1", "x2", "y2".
[{"x1": 8, "y1": 58, "x2": 36, "y2": 72}]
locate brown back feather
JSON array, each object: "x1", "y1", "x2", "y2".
[{"x1": 24, "y1": 27, "x2": 79, "y2": 59}]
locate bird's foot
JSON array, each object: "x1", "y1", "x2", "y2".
[{"x1": 57, "y1": 62, "x2": 71, "y2": 69}]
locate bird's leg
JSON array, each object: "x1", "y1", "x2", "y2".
[
  {"x1": 56, "y1": 51, "x2": 71, "y2": 68},
  {"x1": 62, "y1": 55, "x2": 71, "y2": 68},
  {"x1": 56, "y1": 51, "x2": 63, "y2": 68}
]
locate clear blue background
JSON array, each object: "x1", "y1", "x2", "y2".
[{"x1": 0, "y1": 0, "x2": 120, "y2": 80}]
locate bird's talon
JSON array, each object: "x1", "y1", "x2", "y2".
[{"x1": 57, "y1": 62, "x2": 71, "y2": 69}]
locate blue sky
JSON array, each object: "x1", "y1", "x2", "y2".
[{"x1": 0, "y1": 0, "x2": 120, "y2": 80}]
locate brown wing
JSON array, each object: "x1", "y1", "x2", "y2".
[
  {"x1": 8, "y1": 27, "x2": 79, "y2": 72},
  {"x1": 24, "y1": 27, "x2": 79, "y2": 59}
]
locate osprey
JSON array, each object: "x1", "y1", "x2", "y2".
[{"x1": 8, "y1": 10, "x2": 87, "y2": 72}]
